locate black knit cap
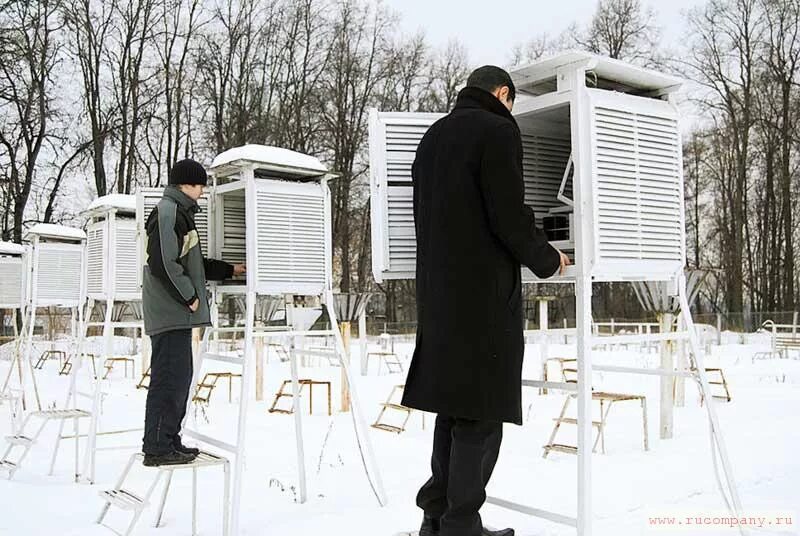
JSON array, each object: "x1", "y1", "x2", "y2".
[{"x1": 169, "y1": 158, "x2": 208, "y2": 186}]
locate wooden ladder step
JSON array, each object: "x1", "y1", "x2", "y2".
[
  {"x1": 268, "y1": 408, "x2": 292, "y2": 414},
  {"x1": 555, "y1": 417, "x2": 602, "y2": 427},
  {"x1": 4, "y1": 435, "x2": 33, "y2": 447},
  {"x1": 543, "y1": 443, "x2": 577, "y2": 454},
  {"x1": 371, "y1": 423, "x2": 404, "y2": 433},
  {"x1": 99, "y1": 489, "x2": 147, "y2": 511},
  {"x1": 32, "y1": 409, "x2": 91, "y2": 420},
  {"x1": 380, "y1": 403, "x2": 410, "y2": 411}
]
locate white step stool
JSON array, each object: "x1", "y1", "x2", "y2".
[
  {"x1": 98, "y1": 451, "x2": 230, "y2": 536},
  {"x1": 0, "y1": 408, "x2": 91, "y2": 479}
]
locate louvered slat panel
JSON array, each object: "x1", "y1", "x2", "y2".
[
  {"x1": 35, "y1": 245, "x2": 83, "y2": 306},
  {"x1": 521, "y1": 134, "x2": 572, "y2": 220},
  {"x1": 383, "y1": 121, "x2": 429, "y2": 275},
  {"x1": 255, "y1": 185, "x2": 326, "y2": 291},
  {"x1": 369, "y1": 111, "x2": 443, "y2": 281},
  {"x1": 115, "y1": 223, "x2": 140, "y2": 298},
  {"x1": 86, "y1": 225, "x2": 106, "y2": 296},
  {"x1": 0, "y1": 258, "x2": 23, "y2": 308},
  {"x1": 220, "y1": 194, "x2": 246, "y2": 266},
  {"x1": 594, "y1": 106, "x2": 682, "y2": 262}
]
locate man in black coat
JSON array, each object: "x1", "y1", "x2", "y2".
[{"x1": 402, "y1": 66, "x2": 570, "y2": 536}]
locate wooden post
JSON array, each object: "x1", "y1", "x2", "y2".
[
  {"x1": 191, "y1": 328, "x2": 201, "y2": 359},
  {"x1": 675, "y1": 318, "x2": 687, "y2": 407},
  {"x1": 255, "y1": 334, "x2": 264, "y2": 401},
  {"x1": 340, "y1": 321, "x2": 351, "y2": 412},
  {"x1": 359, "y1": 308, "x2": 368, "y2": 376},
  {"x1": 538, "y1": 298, "x2": 550, "y2": 395},
  {"x1": 142, "y1": 335, "x2": 151, "y2": 376},
  {"x1": 716, "y1": 313, "x2": 722, "y2": 346},
  {"x1": 659, "y1": 312, "x2": 674, "y2": 439}
]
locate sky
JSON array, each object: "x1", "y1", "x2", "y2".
[{"x1": 382, "y1": 0, "x2": 709, "y2": 66}]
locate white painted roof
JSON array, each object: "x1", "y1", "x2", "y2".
[
  {"x1": 510, "y1": 50, "x2": 683, "y2": 95},
  {"x1": 85, "y1": 194, "x2": 136, "y2": 215},
  {"x1": 0, "y1": 241, "x2": 25, "y2": 255},
  {"x1": 25, "y1": 223, "x2": 86, "y2": 241},
  {"x1": 210, "y1": 144, "x2": 327, "y2": 174}
]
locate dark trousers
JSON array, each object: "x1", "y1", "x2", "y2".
[
  {"x1": 142, "y1": 329, "x2": 193, "y2": 455},
  {"x1": 416, "y1": 414, "x2": 503, "y2": 536}
]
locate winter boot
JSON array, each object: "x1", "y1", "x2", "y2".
[
  {"x1": 482, "y1": 528, "x2": 514, "y2": 536},
  {"x1": 143, "y1": 450, "x2": 196, "y2": 467},
  {"x1": 173, "y1": 437, "x2": 200, "y2": 456}
]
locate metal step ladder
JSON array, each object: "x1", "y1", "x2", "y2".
[
  {"x1": 371, "y1": 384, "x2": 425, "y2": 434},
  {"x1": 367, "y1": 351, "x2": 405, "y2": 375},
  {"x1": 698, "y1": 367, "x2": 732, "y2": 406},
  {"x1": 136, "y1": 366, "x2": 151, "y2": 390},
  {"x1": 0, "y1": 408, "x2": 91, "y2": 479},
  {"x1": 97, "y1": 451, "x2": 230, "y2": 536},
  {"x1": 33, "y1": 349, "x2": 66, "y2": 370}
]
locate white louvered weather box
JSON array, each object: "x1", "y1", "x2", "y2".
[
  {"x1": 135, "y1": 187, "x2": 210, "y2": 289},
  {"x1": 0, "y1": 241, "x2": 27, "y2": 309},
  {"x1": 25, "y1": 224, "x2": 86, "y2": 308},
  {"x1": 368, "y1": 51, "x2": 685, "y2": 284},
  {"x1": 83, "y1": 195, "x2": 140, "y2": 302},
  {"x1": 208, "y1": 144, "x2": 332, "y2": 296}
]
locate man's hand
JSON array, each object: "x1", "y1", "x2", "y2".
[
  {"x1": 233, "y1": 264, "x2": 246, "y2": 276},
  {"x1": 557, "y1": 249, "x2": 572, "y2": 276},
  {"x1": 189, "y1": 299, "x2": 199, "y2": 312}
]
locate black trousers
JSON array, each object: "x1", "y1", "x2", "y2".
[
  {"x1": 416, "y1": 414, "x2": 503, "y2": 536},
  {"x1": 142, "y1": 329, "x2": 193, "y2": 455}
]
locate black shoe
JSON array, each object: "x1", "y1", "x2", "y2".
[
  {"x1": 143, "y1": 450, "x2": 196, "y2": 467},
  {"x1": 419, "y1": 516, "x2": 440, "y2": 535},
  {"x1": 482, "y1": 528, "x2": 514, "y2": 536},
  {"x1": 173, "y1": 441, "x2": 200, "y2": 456}
]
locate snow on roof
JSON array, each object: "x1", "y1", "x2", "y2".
[
  {"x1": 85, "y1": 194, "x2": 136, "y2": 215},
  {"x1": 210, "y1": 144, "x2": 327, "y2": 174},
  {"x1": 0, "y1": 241, "x2": 25, "y2": 255},
  {"x1": 26, "y1": 223, "x2": 86, "y2": 241},
  {"x1": 510, "y1": 50, "x2": 684, "y2": 95}
]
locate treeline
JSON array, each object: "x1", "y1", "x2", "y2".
[
  {"x1": 0, "y1": 0, "x2": 469, "y2": 306},
  {"x1": 1, "y1": 0, "x2": 797, "y2": 321}
]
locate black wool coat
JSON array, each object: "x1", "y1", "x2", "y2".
[{"x1": 400, "y1": 86, "x2": 561, "y2": 424}]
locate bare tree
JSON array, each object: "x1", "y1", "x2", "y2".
[
  {"x1": 319, "y1": 0, "x2": 394, "y2": 293},
  {"x1": 143, "y1": 0, "x2": 205, "y2": 187},
  {"x1": 509, "y1": 29, "x2": 573, "y2": 66},
  {"x1": 62, "y1": 0, "x2": 115, "y2": 196},
  {"x1": 687, "y1": 0, "x2": 764, "y2": 313},
  {"x1": 419, "y1": 39, "x2": 470, "y2": 112},
  {"x1": 267, "y1": 0, "x2": 331, "y2": 153},
  {"x1": 760, "y1": 0, "x2": 800, "y2": 309},
  {"x1": 195, "y1": 0, "x2": 279, "y2": 153},
  {"x1": 578, "y1": 0, "x2": 661, "y2": 64},
  {"x1": 377, "y1": 31, "x2": 427, "y2": 112},
  {"x1": 110, "y1": 0, "x2": 157, "y2": 194},
  {"x1": 0, "y1": 0, "x2": 61, "y2": 242}
]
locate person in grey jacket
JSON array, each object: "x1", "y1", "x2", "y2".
[{"x1": 141, "y1": 159, "x2": 245, "y2": 466}]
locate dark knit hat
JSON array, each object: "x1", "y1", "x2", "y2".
[{"x1": 169, "y1": 159, "x2": 208, "y2": 186}]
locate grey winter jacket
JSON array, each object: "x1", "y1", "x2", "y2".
[{"x1": 142, "y1": 186, "x2": 233, "y2": 336}]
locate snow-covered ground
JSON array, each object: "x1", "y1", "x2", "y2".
[{"x1": 0, "y1": 334, "x2": 797, "y2": 536}]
